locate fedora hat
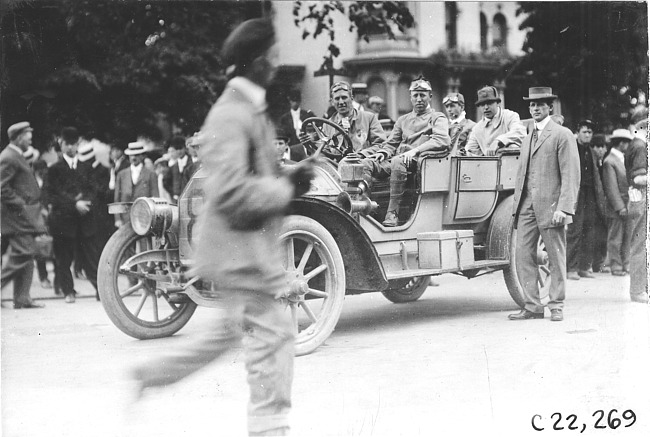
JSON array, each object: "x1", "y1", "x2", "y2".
[
  {"x1": 610, "y1": 128, "x2": 634, "y2": 141},
  {"x1": 124, "y1": 141, "x2": 147, "y2": 156},
  {"x1": 23, "y1": 145, "x2": 40, "y2": 164},
  {"x1": 523, "y1": 87, "x2": 558, "y2": 101},
  {"x1": 475, "y1": 86, "x2": 501, "y2": 105}
]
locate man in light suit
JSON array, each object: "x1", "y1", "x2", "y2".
[
  {"x1": 465, "y1": 85, "x2": 526, "y2": 156},
  {"x1": 509, "y1": 87, "x2": 580, "y2": 322},
  {"x1": 602, "y1": 129, "x2": 634, "y2": 276},
  {"x1": 114, "y1": 141, "x2": 159, "y2": 227},
  {"x1": 1, "y1": 122, "x2": 45, "y2": 309}
]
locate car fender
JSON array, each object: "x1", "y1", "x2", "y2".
[{"x1": 288, "y1": 197, "x2": 388, "y2": 293}]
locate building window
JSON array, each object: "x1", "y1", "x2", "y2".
[
  {"x1": 492, "y1": 13, "x2": 507, "y2": 49},
  {"x1": 480, "y1": 12, "x2": 488, "y2": 51},
  {"x1": 445, "y1": 2, "x2": 458, "y2": 49}
]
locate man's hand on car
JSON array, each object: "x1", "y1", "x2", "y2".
[{"x1": 401, "y1": 149, "x2": 418, "y2": 166}]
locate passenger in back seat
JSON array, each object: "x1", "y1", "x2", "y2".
[{"x1": 349, "y1": 77, "x2": 450, "y2": 227}]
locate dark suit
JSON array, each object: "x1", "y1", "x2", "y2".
[
  {"x1": 163, "y1": 155, "x2": 196, "y2": 201},
  {"x1": 46, "y1": 158, "x2": 101, "y2": 296},
  {"x1": 512, "y1": 118, "x2": 580, "y2": 313},
  {"x1": 602, "y1": 151, "x2": 632, "y2": 272},
  {"x1": 279, "y1": 108, "x2": 315, "y2": 146},
  {"x1": 1, "y1": 144, "x2": 43, "y2": 306},
  {"x1": 114, "y1": 165, "x2": 159, "y2": 223}
]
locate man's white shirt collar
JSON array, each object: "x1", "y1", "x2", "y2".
[
  {"x1": 130, "y1": 163, "x2": 143, "y2": 184},
  {"x1": 534, "y1": 115, "x2": 551, "y2": 132},
  {"x1": 610, "y1": 147, "x2": 625, "y2": 163},
  {"x1": 63, "y1": 154, "x2": 78, "y2": 169},
  {"x1": 450, "y1": 111, "x2": 467, "y2": 125}
]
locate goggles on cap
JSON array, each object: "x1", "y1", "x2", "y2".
[
  {"x1": 443, "y1": 94, "x2": 461, "y2": 105},
  {"x1": 330, "y1": 82, "x2": 352, "y2": 95},
  {"x1": 409, "y1": 79, "x2": 432, "y2": 92}
]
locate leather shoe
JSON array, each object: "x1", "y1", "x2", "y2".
[
  {"x1": 65, "y1": 294, "x2": 76, "y2": 304},
  {"x1": 508, "y1": 309, "x2": 544, "y2": 320},
  {"x1": 578, "y1": 270, "x2": 595, "y2": 278},
  {"x1": 382, "y1": 210, "x2": 399, "y2": 227},
  {"x1": 14, "y1": 301, "x2": 45, "y2": 309},
  {"x1": 567, "y1": 271, "x2": 581, "y2": 280},
  {"x1": 611, "y1": 270, "x2": 627, "y2": 277},
  {"x1": 550, "y1": 309, "x2": 563, "y2": 321}
]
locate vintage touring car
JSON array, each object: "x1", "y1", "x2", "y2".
[{"x1": 98, "y1": 117, "x2": 549, "y2": 355}]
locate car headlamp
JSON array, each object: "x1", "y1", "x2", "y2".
[{"x1": 130, "y1": 197, "x2": 177, "y2": 236}]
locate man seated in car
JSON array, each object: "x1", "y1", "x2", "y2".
[
  {"x1": 352, "y1": 77, "x2": 451, "y2": 226},
  {"x1": 464, "y1": 85, "x2": 526, "y2": 156},
  {"x1": 301, "y1": 81, "x2": 385, "y2": 159}
]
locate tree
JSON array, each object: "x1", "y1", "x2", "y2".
[
  {"x1": 516, "y1": 1, "x2": 648, "y2": 130},
  {"x1": 1, "y1": 0, "x2": 263, "y2": 148},
  {"x1": 292, "y1": 1, "x2": 414, "y2": 87}
]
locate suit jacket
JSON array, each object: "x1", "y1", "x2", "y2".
[
  {"x1": 602, "y1": 152, "x2": 629, "y2": 216},
  {"x1": 46, "y1": 158, "x2": 99, "y2": 238},
  {"x1": 191, "y1": 76, "x2": 294, "y2": 297},
  {"x1": 625, "y1": 137, "x2": 648, "y2": 188},
  {"x1": 114, "y1": 165, "x2": 159, "y2": 222},
  {"x1": 279, "y1": 108, "x2": 316, "y2": 145},
  {"x1": 449, "y1": 117, "x2": 476, "y2": 154},
  {"x1": 0, "y1": 145, "x2": 43, "y2": 235},
  {"x1": 163, "y1": 156, "x2": 194, "y2": 200},
  {"x1": 466, "y1": 108, "x2": 526, "y2": 156},
  {"x1": 512, "y1": 118, "x2": 580, "y2": 229}
]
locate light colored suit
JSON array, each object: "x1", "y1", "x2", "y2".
[
  {"x1": 114, "y1": 165, "x2": 159, "y2": 223},
  {"x1": 512, "y1": 117, "x2": 580, "y2": 313},
  {"x1": 465, "y1": 107, "x2": 526, "y2": 156}
]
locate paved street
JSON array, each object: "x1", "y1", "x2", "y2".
[{"x1": 2, "y1": 270, "x2": 649, "y2": 437}]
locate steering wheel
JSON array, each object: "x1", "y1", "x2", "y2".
[{"x1": 300, "y1": 117, "x2": 353, "y2": 161}]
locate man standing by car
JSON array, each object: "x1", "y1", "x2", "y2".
[
  {"x1": 510, "y1": 87, "x2": 580, "y2": 322},
  {"x1": 132, "y1": 18, "x2": 313, "y2": 437},
  {"x1": 442, "y1": 92, "x2": 476, "y2": 155},
  {"x1": 465, "y1": 85, "x2": 526, "y2": 156},
  {"x1": 1, "y1": 122, "x2": 45, "y2": 309},
  {"x1": 355, "y1": 77, "x2": 450, "y2": 226}
]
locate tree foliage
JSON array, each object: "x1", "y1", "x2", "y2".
[
  {"x1": 1, "y1": 0, "x2": 262, "y2": 148},
  {"x1": 516, "y1": 1, "x2": 648, "y2": 130},
  {"x1": 292, "y1": 1, "x2": 414, "y2": 73}
]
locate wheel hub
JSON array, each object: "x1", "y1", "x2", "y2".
[{"x1": 287, "y1": 278, "x2": 309, "y2": 303}]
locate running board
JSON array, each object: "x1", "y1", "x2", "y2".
[{"x1": 385, "y1": 259, "x2": 510, "y2": 280}]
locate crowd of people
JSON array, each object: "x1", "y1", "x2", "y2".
[{"x1": 1, "y1": 123, "x2": 202, "y2": 306}]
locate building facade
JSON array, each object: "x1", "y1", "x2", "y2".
[{"x1": 271, "y1": 1, "x2": 529, "y2": 122}]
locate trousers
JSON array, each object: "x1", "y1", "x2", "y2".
[
  {"x1": 1, "y1": 233, "x2": 36, "y2": 306},
  {"x1": 53, "y1": 234, "x2": 100, "y2": 295},
  {"x1": 606, "y1": 215, "x2": 633, "y2": 272},
  {"x1": 516, "y1": 192, "x2": 567, "y2": 312},
  {"x1": 136, "y1": 289, "x2": 294, "y2": 434},
  {"x1": 566, "y1": 187, "x2": 596, "y2": 272},
  {"x1": 627, "y1": 196, "x2": 648, "y2": 298}
]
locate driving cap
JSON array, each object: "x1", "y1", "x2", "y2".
[
  {"x1": 330, "y1": 81, "x2": 352, "y2": 96},
  {"x1": 610, "y1": 128, "x2": 634, "y2": 141},
  {"x1": 8, "y1": 121, "x2": 33, "y2": 141},
  {"x1": 443, "y1": 92, "x2": 465, "y2": 106},
  {"x1": 221, "y1": 18, "x2": 275, "y2": 68},
  {"x1": 275, "y1": 128, "x2": 290, "y2": 141},
  {"x1": 475, "y1": 86, "x2": 501, "y2": 105},
  {"x1": 409, "y1": 77, "x2": 432, "y2": 92}
]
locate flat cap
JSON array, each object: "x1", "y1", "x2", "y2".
[
  {"x1": 8, "y1": 121, "x2": 33, "y2": 141},
  {"x1": 475, "y1": 86, "x2": 501, "y2": 105},
  {"x1": 221, "y1": 18, "x2": 275, "y2": 68}
]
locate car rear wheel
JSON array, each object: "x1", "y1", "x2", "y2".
[
  {"x1": 98, "y1": 225, "x2": 197, "y2": 339},
  {"x1": 280, "y1": 215, "x2": 346, "y2": 356},
  {"x1": 381, "y1": 277, "x2": 429, "y2": 303}
]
